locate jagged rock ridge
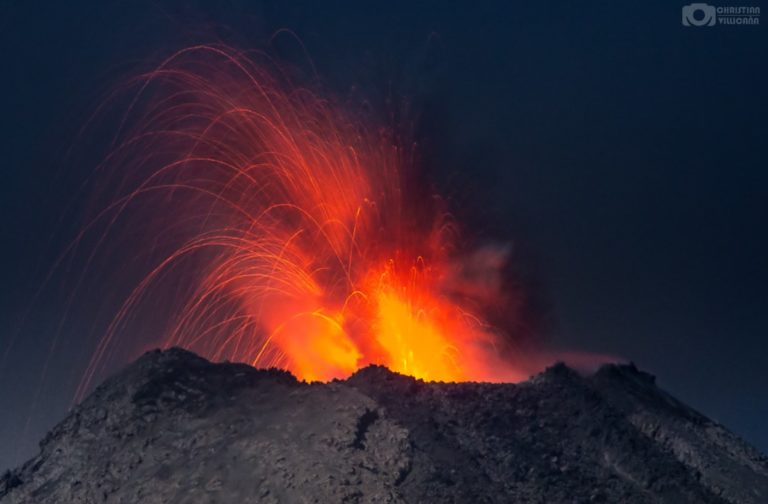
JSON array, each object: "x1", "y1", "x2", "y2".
[{"x1": 2, "y1": 348, "x2": 767, "y2": 503}]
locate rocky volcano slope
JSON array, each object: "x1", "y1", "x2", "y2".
[{"x1": 2, "y1": 348, "x2": 767, "y2": 503}]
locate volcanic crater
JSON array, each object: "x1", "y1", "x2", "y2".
[{"x1": 2, "y1": 348, "x2": 767, "y2": 503}]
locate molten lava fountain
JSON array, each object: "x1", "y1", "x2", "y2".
[{"x1": 75, "y1": 46, "x2": 536, "y2": 400}]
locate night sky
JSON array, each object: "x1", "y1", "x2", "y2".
[{"x1": 1, "y1": 1, "x2": 766, "y2": 471}]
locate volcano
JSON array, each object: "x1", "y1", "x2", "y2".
[{"x1": 2, "y1": 349, "x2": 766, "y2": 503}]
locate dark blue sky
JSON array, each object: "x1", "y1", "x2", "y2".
[{"x1": 1, "y1": 0, "x2": 766, "y2": 470}]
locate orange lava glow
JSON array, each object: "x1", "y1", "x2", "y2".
[{"x1": 76, "y1": 46, "x2": 534, "y2": 398}]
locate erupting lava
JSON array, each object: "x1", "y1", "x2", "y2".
[{"x1": 76, "y1": 46, "x2": 534, "y2": 399}]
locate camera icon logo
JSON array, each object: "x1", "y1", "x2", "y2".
[{"x1": 682, "y1": 3, "x2": 717, "y2": 26}]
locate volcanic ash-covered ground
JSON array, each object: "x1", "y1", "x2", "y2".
[{"x1": 2, "y1": 349, "x2": 767, "y2": 503}]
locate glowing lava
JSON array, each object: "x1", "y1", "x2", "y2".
[{"x1": 77, "y1": 46, "x2": 532, "y2": 398}]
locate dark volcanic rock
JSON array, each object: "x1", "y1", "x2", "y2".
[{"x1": 2, "y1": 349, "x2": 767, "y2": 503}]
